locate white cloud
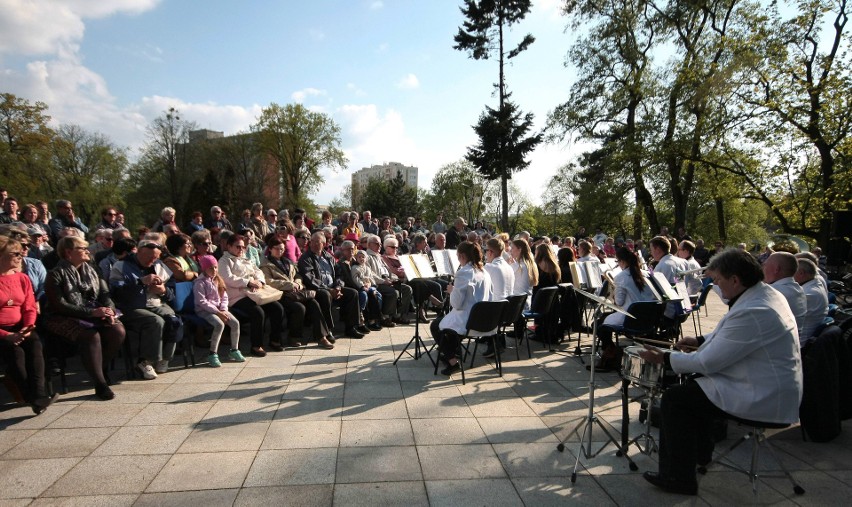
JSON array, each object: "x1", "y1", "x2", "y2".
[
  {"x1": 369, "y1": 1, "x2": 384, "y2": 10},
  {"x1": 291, "y1": 87, "x2": 326, "y2": 103},
  {"x1": 376, "y1": 42, "x2": 389, "y2": 53},
  {"x1": 395, "y1": 73, "x2": 420, "y2": 90}
]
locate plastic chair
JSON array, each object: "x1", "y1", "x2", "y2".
[
  {"x1": 434, "y1": 300, "x2": 507, "y2": 385},
  {"x1": 612, "y1": 301, "x2": 666, "y2": 345},
  {"x1": 518, "y1": 287, "x2": 560, "y2": 356},
  {"x1": 470, "y1": 294, "x2": 527, "y2": 370}
]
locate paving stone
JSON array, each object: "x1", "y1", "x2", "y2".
[
  {"x1": 28, "y1": 494, "x2": 138, "y2": 506},
  {"x1": 133, "y1": 489, "x2": 238, "y2": 507},
  {"x1": 244, "y1": 448, "x2": 337, "y2": 486},
  {"x1": 410, "y1": 417, "x2": 489, "y2": 446},
  {"x1": 177, "y1": 422, "x2": 269, "y2": 453},
  {"x1": 92, "y1": 424, "x2": 193, "y2": 456},
  {"x1": 146, "y1": 451, "x2": 255, "y2": 492},
  {"x1": 339, "y1": 419, "x2": 414, "y2": 447},
  {"x1": 417, "y1": 444, "x2": 506, "y2": 480},
  {"x1": 334, "y1": 481, "x2": 429, "y2": 507},
  {"x1": 0, "y1": 458, "x2": 81, "y2": 499},
  {"x1": 234, "y1": 485, "x2": 333, "y2": 507},
  {"x1": 4, "y1": 427, "x2": 116, "y2": 459},
  {"x1": 336, "y1": 446, "x2": 422, "y2": 483},
  {"x1": 426, "y1": 479, "x2": 523, "y2": 507},
  {"x1": 44, "y1": 455, "x2": 168, "y2": 496},
  {"x1": 261, "y1": 420, "x2": 341, "y2": 450}
]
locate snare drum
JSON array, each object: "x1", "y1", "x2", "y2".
[{"x1": 621, "y1": 346, "x2": 664, "y2": 389}]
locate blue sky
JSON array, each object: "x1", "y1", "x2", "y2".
[{"x1": 1, "y1": 0, "x2": 583, "y2": 205}]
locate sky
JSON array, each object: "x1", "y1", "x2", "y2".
[{"x1": 0, "y1": 0, "x2": 586, "y2": 206}]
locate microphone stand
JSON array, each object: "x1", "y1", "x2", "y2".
[{"x1": 557, "y1": 288, "x2": 638, "y2": 483}]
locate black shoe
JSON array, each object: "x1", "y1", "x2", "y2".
[
  {"x1": 357, "y1": 324, "x2": 371, "y2": 334},
  {"x1": 268, "y1": 342, "x2": 285, "y2": 352},
  {"x1": 345, "y1": 328, "x2": 365, "y2": 339},
  {"x1": 95, "y1": 383, "x2": 115, "y2": 401},
  {"x1": 31, "y1": 393, "x2": 59, "y2": 415},
  {"x1": 381, "y1": 318, "x2": 396, "y2": 328},
  {"x1": 326, "y1": 334, "x2": 336, "y2": 344},
  {"x1": 367, "y1": 322, "x2": 382, "y2": 331},
  {"x1": 642, "y1": 472, "x2": 697, "y2": 496},
  {"x1": 393, "y1": 316, "x2": 411, "y2": 325},
  {"x1": 440, "y1": 362, "x2": 461, "y2": 376}
]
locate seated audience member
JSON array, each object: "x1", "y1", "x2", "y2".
[
  {"x1": 163, "y1": 224, "x2": 181, "y2": 238},
  {"x1": 693, "y1": 239, "x2": 711, "y2": 266},
  {"x1": 293, "y1": 207, "x2": 314, "y2": 231},
  {"x1": 151, "y1": 207, "x2": 177, "y2": 232},
  {"x1": 110, "y1": 240, "x2": 183, "y2": 379},
  {"x1": 363, "y1": 234, "x2": 408, "y2": 327},
  {"x1": 261, "y1": 238, "x2": 333, "y2": 349},
  {"x1": 248, "y1": 202, "x2": 272, "y2": 241},
  {"x1": 0, "y1": 226, "x2": 47, "y2": 306},
  {"x1": 341, "y1": 212, "x2": 361, "y2": 239},
  {"x1": 44, "y1": 236, "x2": 126, "y2": 400},
  {"x1": 334, "y1": 241, "x2": 373, "y2": 334},
  {"x1": 382, "y1": 235, "x2": 436, "y2": 323},
  {"x1": 26, "y1": 226, "x2": 51, "y2": 260},
  {"x1": 20, "y1": 204, "x2": 50, "y2": 237},
  {"x1": 298, "y1": 232, "x2": 364, "y2": 339},
  {"x1": 762, "y1": 252, "x2": 806, "y2": 338},
  {"x1": 190, "y1": 229, "x2": 214, "y2": 264},
  {"x1": 0, "y1": 235, "x2": 57, "y2": 414},
  {"x1": 193, "y1": 255, "x2": 244, "y2": 367},
  {"x1": 603, "y1": 237, "x2": 616, "y2": 257},
  {"x1": 0, "y1": 196, "x2": 19, "y2": 223},
  {"x1": 266, "y1": 209, "x2": 278, "y2": 230},
  {"x1": 294, "y1": 229, "x2": 311, "y2": 256},
  {"x1": 676, "y1": 240, "x2": 703, "y2": 295},
  {"x1": 89, "y1": 228, "x2": 113, "y2": 257},
  {"x1": 100, "y1": 238, "x2": 136, "y2": 281},
  {"x1": 187, "y1": 211, "x2": 205, "y2": 233},
  {"x1": 316, "y1": 210, "x2": 336, "y2": 236},
  {"x1": 360, "y1": 210, "x2": 379, "y2": 235},
  {"x1": 164, "y1": 233, "x2": 199, "y2": 282},
  {"x1": 205, "y1": 205, "x2": 232, "y2": 231},
  {"x1": 639, "y1": 249, "x2": 802, "y2": 496},
  {"x1": 350, "y1": 249, "x2": 383, "y2": 331},
  {"x1": 433, "y1": 233, "x2": 447, "y2": 250},
  {"x1": 446, "y1": 217, "x2": 467, "y2": 249},
  {"x1": 94, "y1": 206, "x2": 119, "y2": 231},
  {"x1": 219, "y1": 234, "x2": 286, "y2": 357},
  {"x1": 213, "y1": 229, "x2": 234, "y2": 260},
  {"x1": 41, "y1": 227, "x2": 83, "y2": 271},
  {"x1": 794, "y1": 258, "x2": 828, "y2": 345},
  {"x1": 430, "y1": 241, "x2": 493, "y2": 375},
  {"x1": 238, "y1": 227, "x2": 262, "y2": 267},
  {"x1": 48, "y1": 200, "x2": 89, "y2": 244}
]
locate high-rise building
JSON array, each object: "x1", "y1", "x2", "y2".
[{"x1": 351, "y1": 162, "x2": 418, "y2": 205}]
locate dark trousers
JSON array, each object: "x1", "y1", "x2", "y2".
[
  {"x1": 315, "y1": 288, "x2": 359, "y2": 329},
  {"x1": 429, "y1": 316, "x2": 462, "y2": 362},
  {"x1": 0, "y1": 333, "x2": 46, "y2": 402},
  {"x1": 658, "y1": 380, "x2": 727, "y2": 483},
  {"x1": 231, "y1": 297, "x2": 285, "y2": 348}
]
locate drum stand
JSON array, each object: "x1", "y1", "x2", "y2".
[
  {"x1": 625, "y1": 383, "x2": 661, "y2": 455},
  {"x1": 556, "y1": 297, "x2": 637, "y2": 483}
]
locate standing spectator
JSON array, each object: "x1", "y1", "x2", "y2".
[
  {"x1": 446, "y1": 217, "x2": 467, "y2": 249},
  {"x1": 151, "y1": 207, "x2": 177, "y2": 233},
  {"x1": 48, "y1": 200, "x2": 89, "y2": 245},
  {"x1": 94, "y1": 206, "x2": 119, "y2": 231},
  {"x1": 0, "y1": 196, "x2": 19, "y2": 224},
  {"x1": 360, "y1": 210, "x2": 379, "y2": 235},
  {"x1": 693, "y1": 239, "x2": 711, "y2": 267}
]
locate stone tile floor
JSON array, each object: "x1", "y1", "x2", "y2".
[{"x1": 1, "y1": 292, "x2": 851, "y2": 506}]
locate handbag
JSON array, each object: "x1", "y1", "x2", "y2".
[
  {"x1": 246, "y1": 285, "x2": 284, "y2": 305},
  {"x1": 283, "y1": 288, "x2": 317, "y2": 303}
]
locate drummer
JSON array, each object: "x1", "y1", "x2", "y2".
[
  {"x1": 590, "y1": 247, "x2": 657, "y2": 372},
  {"x1": 638, "y1": 248, "x2": 802, "y2": 495}
]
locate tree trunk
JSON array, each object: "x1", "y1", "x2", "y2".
[{"x1": 715, "y1": 197, "x2": 727, "y2": 242}]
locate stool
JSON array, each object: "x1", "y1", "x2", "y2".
[{"x1": 698, "y1": 418, "x2": 805, "y2": 497}]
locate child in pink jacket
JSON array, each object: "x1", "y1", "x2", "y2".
[{"x1": 194, "y1": 255, "x2": 244, "y2": 366}]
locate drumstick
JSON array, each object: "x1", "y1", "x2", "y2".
[{"x1": 636, "y1": 338, "x2": 699, "y2": 351}]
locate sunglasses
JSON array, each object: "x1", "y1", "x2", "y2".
[{"x1": 8, "y1": 251, "x2": 23, "y2": 258}]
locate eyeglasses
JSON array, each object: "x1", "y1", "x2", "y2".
[
  {"x1": 8, "y1": 251, "x2": 23, "y2": 258},
  {"x1": 73, "y1": 246, "x2": 88, "y2": 252},
  {"x1": 20, "y1": 243, "x2": 30, "y2": 250},
  {"x1": 105, "y1": 212, "x2": 116, "y2": 216}
]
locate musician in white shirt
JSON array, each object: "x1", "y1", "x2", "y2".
[
  {"x1": 576, "y1": 240, "x2": 599, "y2": 264},
  {"x1": 509, "y1": 238, "x2": 538, "y2": 312},
  {"x1": 676, "y1": 240, "x2": 703, "y2": 296},
  {"x1": 794, "y1": 258, "x2": 828, "y2": 344},
  {"x1": 430, "y1": 241, "x2": 493, "y2": 375},
  {"x1": 639, "y1": 249, "x2": 802, "y2": 495},
  {"x1": 650, "y1": 236, "x2": 688, "y2": 285},
  {"x1": 763, "y1": 252, "x2": 806, "y2": 338},
  {"x1": 483, "y1": 238, "x2": 515, "y2": 358}
]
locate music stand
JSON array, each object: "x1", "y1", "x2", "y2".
[
  {"x1": 393, "y1": 271, "x2": 436, "y2": 367},
  {"x1": 557, "y1": 288, "x2": 638, "y2": 483}
]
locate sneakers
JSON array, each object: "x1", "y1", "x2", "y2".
[
  {"x1": 155, "y1": 359, "x2": 170, "y2": 374},
  {"x1": 137, "y1": 360, "x2": 158, "y2": 380},
  {"x1": 208, "y1": 353, "x2": 222, "y2": 367},
  {"x1": 228, "y1": 349, "x2": 246, "y2": 362}
]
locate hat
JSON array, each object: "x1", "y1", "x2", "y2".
[
  {"x1": 456, "y1": 217, "x2": 467, "y2": 226},
  {"x1": 26, "y1": 226, "x2": 45, "y2": 237},
  {"x1": 198, "y1": 255, "x2": 218, "y2": 272}
]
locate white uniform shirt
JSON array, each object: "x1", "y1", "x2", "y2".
[
  {"x1": 511, "y1": 261, "x2": 533, "y2": 311},
  {"x1": 654, "y1": 254, "x2": 688, "y2": 285},
  {"x1": 800, "y1": 278, "x2": 829, "y2": 342},
  {"x1": 603, "y1": 269, "x2": 657, "y2": 328},
  {"x1": 439, "y1": 264, "x2": 493, "y2": 335},
  {"x1": 683, "y1": 257, "x2": 703, "y2": 295},
  {"x1": 484, "y1": 256, "x2": 514, "y2": 301},
  {"x1": 770, "y1": 277, "x2": 807, "y2": 339},
  {"x1": 670, "y1": 282, "x2": 803, "y2": 424}
]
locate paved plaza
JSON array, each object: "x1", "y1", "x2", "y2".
[{"x1": 2, "y1": 293, "x2": 851, "y2": 506}]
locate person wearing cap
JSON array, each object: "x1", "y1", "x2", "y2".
[
  {"x1": 110, "y1": 240, "x2": 182, "y2": 379},
  {"x1": 446, "y1": 217, "x2": 467, "y2": 250},
  {"x1": 25, "y1": 225, "x2": 51, "y2": 260}
]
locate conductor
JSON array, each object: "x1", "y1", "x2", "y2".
[{"x1": 639, "y1": 248, "x2": 802, "y2": 495}]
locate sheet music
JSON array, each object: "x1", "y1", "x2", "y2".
[
  {"x1": 674, "y1": 280, "x2": 691, "y2": 306},
  {"x1": 432, "y1": 250, "x2": 453, "y2": 276},
  {"x1": 569, "y1": 262, "x2": 583, "y2": 287},
  {"x1": 584, "y1": 261, "x2": 603, "y2": 289},
  {"x1": 410, "y1": 254, "x2": 436, "y2": 278},
  {"x1": 397, "y1": 255, "x2": 421, "y2": 281},
  {"x1": 603, "y1": 258, "x2": 618, "y2": 272},
  {"x1": 652, "y1": 272, "x2": 680, "y2": 300},
  {"x1": 446, "y1": 249, "x2": 460, "y2": 272}
]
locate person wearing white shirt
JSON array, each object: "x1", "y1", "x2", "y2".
[
  {"x1": 649, "y1": 236, "x2": 688, "y2": 285},
  {"x1": 795, "y1": 258, "x2": 829, "y2": 344},
  {"x1": 576, "y1": 240, "x2": 600, "y2": 265},
  {"x1": 509, "y1": 238, "x2": 538, "y2": 312},
  {"x1": 763, "y1": 252, "x2": 806, "y2": 339},
  {"x1": 639, "y1": 249, "x2": 802, "y2": 495},
  {"x1": 676, "y1": 240, "x2": 704, "y2": 296},
  {"x1": 483, "y1": 238, "x2": 515, "y2": 358},
  {"x1": 430, "y1": 241, "x2": 492, "y2": 375}
]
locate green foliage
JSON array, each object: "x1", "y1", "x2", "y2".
[
  {"x1": 359, "y1": 171, "x2": 420, "y2": 220},
  {"x1": 466, "y1": 100, "x2": 542, "y2": 181},
  {"x1": 421, "y1": 160, "x2": 493, "y2": 226},
  {"x1": 0, "y1": 93, "x2": 54, "y2": 200},
  {"x1": 253, "y1": 103, "x2": 347, "y2": 209}
]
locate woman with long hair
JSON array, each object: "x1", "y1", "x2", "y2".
[
  {"x1": 534, "y1": 243, "x2": 561, "y2": 295},
  {"x1": 510, "y1": 239, "x2": 538, "y2": 312},
  {"x1": 592, "y1": 247, "x2": 657, "y2": 371},
  {"x1": 44, "y1": 236, "x2": 126, "y2": 400},
  {"x1": 429, "y1": 241, "x2": 492, "y2": 375}
]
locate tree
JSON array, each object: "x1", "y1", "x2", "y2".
[
  {"x1": 139, "y1": 107, "x2": 198, "y2": 216},
  {"x1": 359, "y1": 172, "x2": 420, "y2": 219},
  {"x1": 0, "y1": 93, "x2": 54, "y2": 199},
  {"x1": 454, "y1": 0, "x2": 541, "y2": 231},
  {"x1": 423, "y1": 160, "x2": 494, "y2": 225},
  {"x1": 253, "y1": 103, "x2": 347, "y2": 210},
  {"x1": 50, "y1": 124, "x2": 127, "y2": 225}
]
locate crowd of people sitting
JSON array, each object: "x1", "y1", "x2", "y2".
[{"x1": 0, "y1": 187, "x2": 830, "y2": 415}]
